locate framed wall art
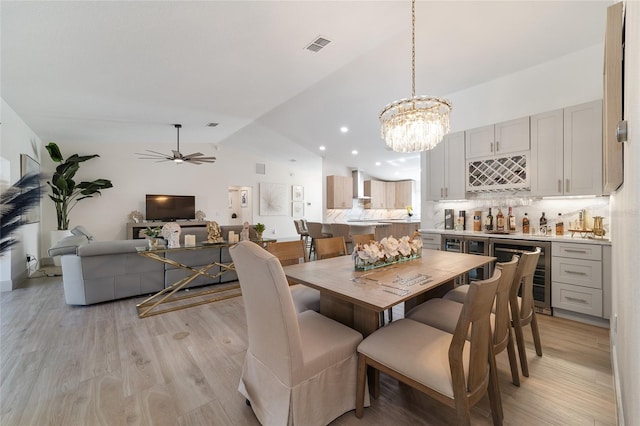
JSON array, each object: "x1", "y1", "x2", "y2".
[
  {"x1": 240, "y1": 189, "x2": 248, "y2": 207},
  {"x1": 292, "y1": 185, "x2": 304, "y2": 202},
  {"x1": 292, "y1": 202, "x2": 304, "y2": 217},
  {"x1": 259, "y1": 182, "x2": 288, "y2": 216}
]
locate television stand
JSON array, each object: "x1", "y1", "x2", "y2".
[{"x1": 127, "y1": 221, "x2": 209, "y2": 239}]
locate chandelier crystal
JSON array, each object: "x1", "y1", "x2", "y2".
[{"x1": 380, "y1": 0, "x2": 451, "y2": 153}]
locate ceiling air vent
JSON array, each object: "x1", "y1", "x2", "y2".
[
  {"x1": 305, "y1": 36, "x2": 331, "y2": 53},
  {"x1": 255, "y1": 163, "x2": 266, "y2": 175}
]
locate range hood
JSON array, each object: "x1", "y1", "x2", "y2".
[{"x1": 352, "y1": 170, "x2": 371, "y2": 199}]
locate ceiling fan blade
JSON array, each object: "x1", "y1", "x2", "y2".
[
  {"x1": 182, "y1": 152, "x2": 204, "y2": 159},
  {"x1": 137, "y1": 154, "x2": 172, "y2": 160},
  {"x1": 144, "y1": 149, "x2": 172, "y2": 156}
]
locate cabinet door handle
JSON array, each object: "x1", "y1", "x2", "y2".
[
  {"x1": 565, "y1": 270, "x2": 588, "y2": 276},
  {"x1": 496, "y1": 141, "x2": 500, "y2": 152},
  {"x1": 565, "y1": 249, "x2": 588, "y2": 254},
  {"x1": 440, "y1": 188, "x2": 444, "y2": 197},
  {"x1": 490, "y1": 142, "x2": 494, "y2": 153},
  {"x1": 558, "y1": 179, "x2": 562, "y2": 193},
  {"x1": 565, "y1": 296, "x2": 588, "y2": 304},
  {"x1": 565, "y1": 179, "x2": 570, "y2": 193},
  {"x1": 445, "y1": 187, "x2": 448, "y2": 198}
]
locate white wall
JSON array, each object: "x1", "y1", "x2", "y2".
[
  {"x1": 37, "y1": 120, "x2": 323, "y2": 259},
  {"x1": 610, "y1": 2, "x2": 640, "y2": 424},
  {"x1": 0, "y1": 99, "x2": 42, "y2": 290}
]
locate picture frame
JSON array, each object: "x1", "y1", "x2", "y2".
[
  {"x1": 20, "y1": 153, "x2": 40, "y2": 224},
  {"x1": 292, "y1": 185, "x2": 304, "y2": 202},
  {"x1": 240, "y1": 189, "x2": 248, "y2": 207},
  {"x1": 292, "y1": 201, "x2": 304, "y2": 217},
  {"x1": 260, "y1": 182, "x2": 288, "y2": 216}
]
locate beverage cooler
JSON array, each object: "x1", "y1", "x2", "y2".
[
  {"x1": 490, "y1": 239, "x2": 552, "y2": 315},
  {"x1": 442, "y1": 235, "x2": 490, "y2": 285}
]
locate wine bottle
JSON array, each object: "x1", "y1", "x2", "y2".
[
  {"x1": 540, "y1": 212, "x2": 548, "y2": 235},
  {"x1": 508, "y1": 207, "x2": 516, "y2": 232},
  {"x1": 485, "y1": 208, "x2": 493, "y2": 231},
  {"x1": 496, "y1": 208, "x2": 505, "y2": 232}
]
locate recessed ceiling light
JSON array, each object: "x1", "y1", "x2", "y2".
[
  {"x1": 399, "y1": 158, "x2": 406, "y2": 163},
  {"x1": 340, "y1": 126, "x2": 349, "y2": 133},
  {"x1": 352, "y1": 150, "x2": 358, "y2": 155},
  {"x1": 319, "y1": 146, "x2": 326, "y2": 151},
  {"x1": 375, "y1": 162, "x2": 381, "y2": 166}
]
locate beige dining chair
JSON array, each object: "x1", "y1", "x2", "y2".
[
  {"x1": 406, "y1": 255, "x2": 521, "y2": 386},
  {"x1": 306, "y1": 221, "x2": 332, "y2": 259},
  {"x1": 351, "y1": 233, "x2": 376, "y2": 246},
  {"x1": 443, "y1": 248, "x2": 543, "y2": 378},
  {"x1": 293, "y1": 219, "x2": 310, "y2": 250},
  {"x1": 229, "y1": 241, "x2": 369, "y2": 425},
  {"x1": 266, "y1": 240, "x2": 320, "y2": 313},
  {"x1": 315, "y1": 236, "x2": 348, "y2": 260},
  {"x1": 355, "y1": 269, "x2": 503, "y2": 425},
  {"x1": 330, "y1": 223, "x2": 353, "y2": 253}
]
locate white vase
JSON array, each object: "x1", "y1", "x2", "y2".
[{"x1": 50, "y1": 230, "x2": 72, "y2": 266}]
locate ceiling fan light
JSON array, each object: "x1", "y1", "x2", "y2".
[{"x1": 174, "y1": 158, "x2": 184, "y2": 164}]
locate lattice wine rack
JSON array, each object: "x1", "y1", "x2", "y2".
[{"x1": 466, "y1": 154, "x2": 529, "y2": 192}]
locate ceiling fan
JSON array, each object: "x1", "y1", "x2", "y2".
[{"x1": 136, "y1": 124, "x2": 217, "y2": 165}]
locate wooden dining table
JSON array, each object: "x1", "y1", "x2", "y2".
[{"x1": 284, "y1": 249, "x2": 496, "y2": 337}]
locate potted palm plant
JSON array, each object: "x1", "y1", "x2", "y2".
[{"x1": 45, "y1": 142, "x2": 113, "y2": 231}]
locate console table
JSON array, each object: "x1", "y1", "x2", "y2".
[{"x1": 127, "y1": 221, "x2": 208, "y2": 239}]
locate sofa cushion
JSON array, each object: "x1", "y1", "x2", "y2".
[
  {"x1": 70, "y1": 225, "x2": 94, "y2": 241},
  {"x1": 48, "y1": 235, "x2": 89, "y2": 257}
]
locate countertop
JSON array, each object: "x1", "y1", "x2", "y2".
[{"x1": 419, "y1": 228, "x2": 611, "y2": 245}]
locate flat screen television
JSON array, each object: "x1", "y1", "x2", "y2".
[{"x1": 145, "y1": 194, "x2": 195, "y2": 221}]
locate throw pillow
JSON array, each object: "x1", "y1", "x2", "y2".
[{"x1": 70, "y1": 225, "x2": 94, "y2": 241}]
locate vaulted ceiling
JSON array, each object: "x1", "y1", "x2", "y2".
[{"x1": 2, "y1": 1, "x2": 611, "y2": 181}]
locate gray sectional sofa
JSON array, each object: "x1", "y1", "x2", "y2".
[{"x1": 48, "y1": 225, "x2": 258, "y2": 305}]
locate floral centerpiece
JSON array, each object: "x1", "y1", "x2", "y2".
[{"x1": 352, "y1": 234, "x2": 422, "y2": 271}]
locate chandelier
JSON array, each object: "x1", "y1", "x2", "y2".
[{"x1": 380, "y1": 0, "x2": 451, "y2": 153}]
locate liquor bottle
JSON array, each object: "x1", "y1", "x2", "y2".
[
  {"x1": 496, "y1": 208, "x2": 505, "y2": 232},
  {"x1": 522, "y1": 213, "x2": 530, "y2": 234},
  {"x1": 473, "y1": 211, "x2": 482, "y2": 231},
  {"x1": 540, "y1": 212, "x2": 548, "y2": 234},
  {"x1": 556, "y1": 213, "x2": 564, "y2": 236},
  {"x1": 508, "y1": 207, "x2": 516, "y2": 232},
  {"x1": 485, "y1": 208, "x2": 494, "y2": 231}
]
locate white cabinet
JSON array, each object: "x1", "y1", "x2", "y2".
[
  {"x1": 420, "y1": 232, "x2": 441, "y2": 251},
  {"x1": 552, "y1": 242, "x2": 606, "y2": 318},
  {"x1": 426, "y1": 131, "x2": 465, "y2": 200},
  {"x1": 465, "y1": 117, "x2": 530, "y2": 159},
  {"x1": 531, "y1": 100, "x2": 603, "y2": 196}
]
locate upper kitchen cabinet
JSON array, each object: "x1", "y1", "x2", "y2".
[
  {"x1": 530, "y1": 100, "x2": 603, "y2": 197},
  {"x1": 326, "y1": 175, "x2": 353, "y2": 209},
  {"x1": 394, "y1": 180, "x2": 414, "y2": 208},
  {"x1": 364, "y1": 180, "x2": 385, "y2": 209},
  {"x1": 465, "y1": 116, "x2": 530, "y2": 159},
  {"x1": 364, "y1": 179, "x2": 414, "y2": 209},
  {"x1": 426, "y1": 131, "x2": 465, "y2": 201}
]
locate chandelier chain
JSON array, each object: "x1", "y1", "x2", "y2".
[{"x1": 411, "y1": 0, "x2": 416, "y2": 98}]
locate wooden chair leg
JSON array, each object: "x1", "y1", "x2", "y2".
[
  {"x1": 355, "y1": 354, "x2": 367, "y2": 418},
  {"x1": 453, "y1": 395, "x2": 472, "y2": 426},
  {"x1": 531, "y1": 312, "x2": 543, "y2": 357},
  {"x1": 512, "y1": 319, "x2": 529, "y2": 377},
  {"x1": 506, "y1": 328, "x2": 520, "y2": 386},
  {"x1": 488, "y1": 344, "x2": 504, "y2": 423}
]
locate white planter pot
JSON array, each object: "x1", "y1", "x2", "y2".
[{"x1": 50, "y1": 230, "x2": 72, "y2": 266}]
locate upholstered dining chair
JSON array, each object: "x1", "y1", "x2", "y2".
[
  {"x1": 443, "y1": 248, "x2": 543, "y2": 378},
  {"x1": 355, "y1": 270, "x2": 503, "y2": 425},
  {"x1": 406, "y1": 255, "x2": 521, "y2": 386},
  {"x1": 306, "y1": 221, "x2": 332, "y2": 259},
  {"x1": 266, "y1": 240, "x2": 320, "y2": 313},
  {"x1": 293, "y1": 220, "x2": 310, "y2": 251},
  {"x1": 229, "y1": 241, "x2": 369, "y2": 426},
  {"x1": 314, "y1": 236, "x2": 348, "y2": 260},
  {"x1": 330, "y1": 223, "x2": 353, "y2": 253},
  {"x1": 351, "y1": 233, "x2": 376, "y2": 246}
]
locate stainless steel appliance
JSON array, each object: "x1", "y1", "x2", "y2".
[
  {"x1": 490, "y1": 239, "x2": 552, "y2": 315},
  {"x1": 442, "y1": 235, "x2": 490, "y2": 284}
]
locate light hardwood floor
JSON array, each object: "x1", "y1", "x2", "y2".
[{"x1": 1, "y1": 276, "x2": 616, "y2": 425}]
